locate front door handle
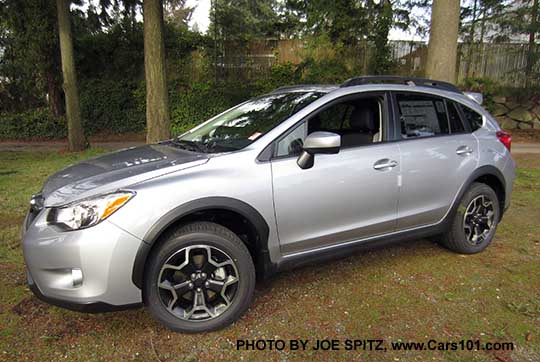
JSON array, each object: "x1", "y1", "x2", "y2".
[
  {"x1": 456, "y1": 146, "x2": 473, "y2": 156},
  {"x1": 373, "y1": 159, "x2": 398, "y2": 170}
]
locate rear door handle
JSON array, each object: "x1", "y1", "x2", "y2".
[
  {"x1": 456, "y1": 146, "x2": 473, "y2": 156},
  {"x1": 373, "y1": 159, "x2": 398, "y2": 170}
]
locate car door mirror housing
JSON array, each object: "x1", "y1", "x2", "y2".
[{"x1": 297, "y1": 131, "x2": 341, "y2": 169}]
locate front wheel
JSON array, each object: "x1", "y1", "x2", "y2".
[
  {"x1": 143, "y1": 222, "x2": 255, "y2": 333},
  {"x1": 441, "y1": 182, "x2": 500, "y2": 254}
]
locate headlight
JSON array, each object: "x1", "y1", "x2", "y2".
[{"x1": 47, "y1": 191, "x2": 135, "y2": 230}]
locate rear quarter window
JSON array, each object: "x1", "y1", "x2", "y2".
[{"x1": 460, "y1": 105, "x2": 483, "y2": 131}]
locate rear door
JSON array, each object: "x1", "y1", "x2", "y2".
[{"x1": 393, "y1": 92, "x2": 479, "y2": 229}]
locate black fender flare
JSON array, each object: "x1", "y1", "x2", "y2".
[
  {"x1": 132, "y1": 197, "x2": 271, "y2": 289},
  {"x1": 445, "y1": 164, "x2": 506, "y2": 224}
]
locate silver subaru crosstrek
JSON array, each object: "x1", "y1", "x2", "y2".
[{"x1": 22, "y1": 76, "x2": 515, "y2": 333}]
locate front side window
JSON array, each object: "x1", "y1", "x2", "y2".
[
  {"x1": 176, "y1": 91, "x2": 323, "y2": 153},
  {"x1": 275, "y1": 95, "x2": 383, "y2": 157}
]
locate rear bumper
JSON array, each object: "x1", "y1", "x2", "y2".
[{"x1": 499, "y1": 155, "x2": 516, "y2": 221}]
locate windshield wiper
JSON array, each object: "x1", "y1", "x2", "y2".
[{"x1": 168, "y1": 139, "x2": 208, "y2": 153}]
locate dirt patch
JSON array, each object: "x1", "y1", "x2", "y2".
[
  {"x1": 11, "y1": 296, "x2": 49, "y2": 320},
  {"x1": 0, "y1": 264, "x2": 25, "y2": 287},
  {"x1": 11, "y1": 296, "x2": 110, "y2": 343},
  {"x1": 0, "y1": 213, "x2": 25, "y2": 229},
  {"x1": 89, "y1": 132, "x2": 145, "y2": 142},
  {"x1": 0, "y1": 132, "x2": 145, "y2": 144},
  {"x1": 510, "y1": 129, "x2": 540, "y2": 143},
  {"x1": 514, "y1": 153, "x2": 540, "y2": 169}
]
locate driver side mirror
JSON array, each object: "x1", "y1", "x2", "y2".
[{"x1": 297, "y1": 131, "x2": 341, "y2": 169}]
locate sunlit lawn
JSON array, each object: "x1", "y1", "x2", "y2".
[{"x1": 1, "y1": 149, "x2": 539, "y2": 361}]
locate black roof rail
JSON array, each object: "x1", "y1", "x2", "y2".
[
  {"x1": 271, "y1": 84, "x2": 335, "y2": 93},
  {"x1": 341, "y1": 75, "x2": 462, "y2": 93}
]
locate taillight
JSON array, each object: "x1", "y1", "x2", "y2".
[{"x1": 496, "y1": 130, "x2": 512, "y2": 151}]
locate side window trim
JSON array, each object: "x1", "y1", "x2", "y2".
[
  {"x1": 456, "y1": 105, "x2": 472, "y2": 133},
  {"x1": 267, "y1": 91, "x2": 392, "y2": 160},
  {"x1": 389, "y1": 91, "x2": 401, "y2": 141},
  {"x1": 442, "y1": 98, "x2": 452, "y2": 133}
]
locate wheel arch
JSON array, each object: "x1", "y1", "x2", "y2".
[
  {"x1": 132, "y1": 197, "x2": 273, "y2": 289},
  {"x1": 450, "y1": 165, "x2": 506, "y2": 220}
]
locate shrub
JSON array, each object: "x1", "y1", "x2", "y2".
[
  {"x1": 0, "y1": 79, "x2": 146, "y2": 140},
  {"x1": 0, "y1": 108, "x2": 66, "y2": 139},
  {"x1": 168, "y1": 81, "x2": 258, "y2": 136},
  {"x1": 253, "y1": 62, "x2": 302, "y2": 92},
  {"x1": 1, "y1": 57, "x2": 369, "y2": 140},
  {"x1": 460, "y1": 77, "x2": 502, "y2": 112},
  {"x1": 80, "y1": 79, "x2": 145, "y2": 134}
]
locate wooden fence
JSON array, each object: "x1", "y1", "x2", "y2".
[
  {"x1": 390, "y1": 41, "x2": 538, "y2": 87},
  {"x1": 214, "y1": 39, "x2": 539, "y2": 87}
]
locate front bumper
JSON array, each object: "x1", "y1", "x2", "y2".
[
  {"x1": 27, "y1": 270, "x2": 141, "y2": 313},
  {"x1": 22, "y1": 209, "x2": 144, "y2": 309}
]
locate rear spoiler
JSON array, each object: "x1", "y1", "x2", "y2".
[{"x1": 464, "y1": 92, "x2": 483, "y2": 105}]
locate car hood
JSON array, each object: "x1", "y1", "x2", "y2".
[{"x1": 41, "y1": 144, "x2": 209, "y2": 207}]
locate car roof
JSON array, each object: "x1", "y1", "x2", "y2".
[
  {"x1": 271, "y1": 76, "x2": 462, "y2": 97},
  {"x1": 270, "y1": 77, "x2": 485, "y2": 114}
]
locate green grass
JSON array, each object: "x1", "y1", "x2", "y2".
[{"x1": 1, "y1": 150, "x2": 539, "y2": 361}]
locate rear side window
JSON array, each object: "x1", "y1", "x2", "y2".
[
  {"x1": 460, "y1": 105, "x2": 483, "y2": 131},
  {"x1": 396, "y1": 93, "x2": 469, "y2": 138},
  {"x1": 396, "y1": 93, "x2": 449, "y2": 138}
]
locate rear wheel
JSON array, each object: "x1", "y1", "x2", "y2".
[
  {"x1": 441, "y1": 182, "x2": 500, "y2": 254},
  {"x1": 143, "y1": 222, "x2": 255, "y2": 333}
]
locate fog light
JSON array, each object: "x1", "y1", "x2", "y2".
[{"x1": 72, "y1": 268, "x2": 83, "y2": 287}]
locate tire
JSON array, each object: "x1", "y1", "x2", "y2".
[
  {"x1": 143, "y1": 222, "x2": 255, "y2": 333},
  {"x1": 441, "y1": 182, "x2": 500, "y2": 254}
]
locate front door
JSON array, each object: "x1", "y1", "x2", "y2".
[{"x1": 270, "y1": 93, "x2": 401, "y2": 255}]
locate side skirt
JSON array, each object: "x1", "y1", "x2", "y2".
[{"x1": 275, "y1": 220, "x2": 449, "y2": 272}]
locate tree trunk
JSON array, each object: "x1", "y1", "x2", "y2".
[
  {"x1": 425, "y1": 0, "x2": 461, "y2": 83},
  {"x1": 144, "y1": 0, "x2": 170, "y2": 144},
  {"x1": 56, "y1": 0, "x2": 86, "y2": 151},
  {"x1": 46, "y1": 69, "x2": 64, "y2": 117},
  {"x1": 465, "y1": 0, "x2": 478, "y2": 78},
  {"x1": 525, "y1": 0, "x2": 539, "y2": 88},
  {"x1": 479, "y1": 7, "x2": 486, "y2": 44}
]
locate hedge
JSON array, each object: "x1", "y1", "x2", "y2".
[
  {"x1": 0, "y1": 108, "x2": 67, "y2": 139},
  {"x1": 0, "y1": 63, "x2": 303, "y2": 140},
  {"x1": 0, "y1": 81, "x2": 267, "y2": 140}
]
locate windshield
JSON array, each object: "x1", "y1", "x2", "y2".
[{"x1": 174, "y1": 91, "x2": 324, "y2": 153}]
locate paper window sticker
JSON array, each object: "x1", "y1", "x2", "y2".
[{"x1": 248, "y1": 132, "x2": 263, "y2": 141}]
